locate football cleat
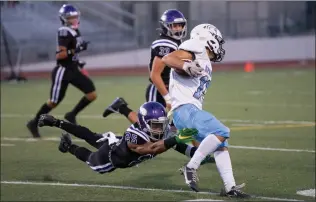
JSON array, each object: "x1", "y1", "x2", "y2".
[
  {"x1": 180, "y1": 165, "x2": 199, "y2": 192},
  {"x1": 58, "y1": 133, "x2": 72, "y2": 153},
  {"x1": 220, "y1": 183, "x2": 251, "y2": 198},
  {"x1": 38, "y1": 114, "x2": 59, "y2": 127},
  {"x1": 26, "y1": 119, "x2": 41, "y2": 138},
  {"x1": 64, "y1": 112, "x2": 77, "y2": 125},
  {"x1": 102, "y1": 97, "x2": 128, "y2": 118}
]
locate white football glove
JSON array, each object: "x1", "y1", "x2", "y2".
[
  {"x1": 167, "y1": 109, "x2": 174, "y2": 124},
  {"x1": 182, "y1": 61, "x2": 204, "y2": 77},
  {"x1": 96, "y1": 131, "x2": 119, "y2": 144}
]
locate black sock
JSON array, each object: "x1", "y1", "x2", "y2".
[
  {"x1": 174, "y1": 143, "x2": 188, "y2": 156},
  {"x1": 35, "y1": 103, "x2": 53, "y2": 122},
  {"x1": 69, "y1": 144, "x2": 79, "y2": 155},
  {"x1": 118, "y1": 104, "x2": 132, "y2": 118},
  {"x1": 189, "y1": 147, "x2": 197, "y2": 157},
  {"x1": 69, "y1": 144, "x2": 91, "y2": 162},
  {"x1": 70, "y1": 97, "x2": 92, "y2": 116},
  {"x1": 174, "y1": 143, "x2": 197, "y2": 157}
]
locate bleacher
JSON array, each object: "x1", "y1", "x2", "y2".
[
  {"x1": 0, "y1": 1, "x2": 138, "y2": 65},
  {"x1": 0, "y1": 1, "x2": 314, "y2": 67}
]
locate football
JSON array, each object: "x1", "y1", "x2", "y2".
[{"x1": 174, "y1": 59, "x2": 192, "y2": 77}]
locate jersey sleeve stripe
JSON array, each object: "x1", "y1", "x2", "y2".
[
  {"x1": 126, "y1": 128, "x2": 150, "y2": 142},
  {"x1": 129, "y1": 125, "x2": 150, "y2": 140},
  {"x1": 58, "y1": 26, "x2": 77, "y2": 37},
  {"x1": 127, "y1": 128, "x2": 150, "y2": 142},
  {"x1": 132, "y1": 127, "x2": 151, "y2": 141},
  {"x1": 151, "y1": 42, "x2": 178, "y2": 50},
  {"x1": 152, "y1": 39, "x2": 178, "y2": 47}
]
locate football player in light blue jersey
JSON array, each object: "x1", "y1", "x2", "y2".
[{"x1": 162, "y1": 24, "x2": 250, "y2": 198}]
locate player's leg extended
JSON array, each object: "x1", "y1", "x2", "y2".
[
  {"x1": 59, "y1": 133, "x2": 116, "y2": 174},
  {"x1": 65, "y1": 70, "x2": 97, "y2": 124},
  {"x1": 38, "y1": 114, "x2": 103, "y2": 149},
  {"x1": 173, "y1": 105, "x2": 228, "y2": 190},
  {"x1": 59, "y1": 121, "x2": 103, "y2": 149},
  {"x1": 174, "y1": 104, "x2": 248, "y2": 197},
  {"x1": 102, "y1": 97, "x2": 138, "y2": 124},
  {"x1": 27, "y1": 66, "x2": 68, "y2": 138}
]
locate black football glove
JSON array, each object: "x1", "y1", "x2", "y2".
[
  {"x1": 75, "y1": 41, "x2": 90, "y2": 53},
  {"x1": 78, "y1": 60, "x2": 86, "y2": 69},
  {"x1": 38, "y1": 114, "x2": 60, "y2": 127}
]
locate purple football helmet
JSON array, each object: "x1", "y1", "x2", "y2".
[
  {"x1": 138, "y1": 102, "x2": 169, "y2": 141},
  {"x1": 59, "y1": 4, "x2": 80, "y2": 29},
  {"x1": 159, "y1": 9, "x2": 187, "y2": 40}
]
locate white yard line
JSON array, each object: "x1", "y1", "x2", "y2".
[
  {"x1": 1, "y1": 137, "x2": 315, "y2": 153},
  {"x1": 0, "y1": 180, "x2": 302, "y2": 201},
  {"x1": 205, "y1": 102, "x2": 314, "y2": 108},
  {"x1": 1, "y1": 143, "x2": 15, "y2": 147},
  {"x1": 184, "y1": 200, "x2": 223, "y2": 202},
  {"x1": 1, "y1": 113, "x2": 315, "y2": 125},
  {"x1": 230, "y1": 145, "x2": 315, "y2": 153}
]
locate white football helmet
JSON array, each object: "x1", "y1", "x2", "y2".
[{"x1": 190, "y1": 24, "x2": 225, "y2": 62}]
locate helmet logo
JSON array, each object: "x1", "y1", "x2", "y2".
[
  {"x1": 139, "y1": 107, "x2": 147, "y2": 116},
  {"x1": 174, "y1": 18, "x2": 185, "y2": 22}
]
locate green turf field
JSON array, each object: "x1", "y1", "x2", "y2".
[{"x1": 1, "y1": 68, "x2": 315, "y2": 201}]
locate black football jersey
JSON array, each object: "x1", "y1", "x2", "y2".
[
  {"x1": 109, "y1": 123, "x2": 156, "y2": 168},
  {"x1": 56, "y1": 26, "x2": 83, "y2": 67},
  {"x1": 148, "y1": 35, "x2": 182, "y2": 86}
]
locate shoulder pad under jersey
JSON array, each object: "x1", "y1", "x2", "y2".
[
  {"x1": 58, "y1": 26, "x2": 77, "y2": 37},
  {"x1": 179, "y1": 39, "x2": 204, "y2": 54}
]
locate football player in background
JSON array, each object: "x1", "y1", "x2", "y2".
[
  {"x1": 146, "y1": 9, "x2": 187, "y2": 111},
  {"x1": 38, "y1": 102, "x2": 200, "y2": 174},
  {"x1": 103, "y1": 9, "x2": 186, "y2": 117},
  {"x1": 27, "y1": 4, "x2": 97, "y2": 138},
  {"x1": 161, "y1": 24, "x2": 250, "y2": 198}
]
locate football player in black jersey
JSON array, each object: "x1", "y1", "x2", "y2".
[
  {"x1": 146, "y1": 9, "x2": 187, "y2": 112},
  {"x1": 26, "y1": 4, "x2": 97, "y2": 138},
  {"x1": 103, "y1": 9, "x2": 186, "y2": 120},
  {"x1": 38, "y1": 102, "x2": 201, "y2": 174}
]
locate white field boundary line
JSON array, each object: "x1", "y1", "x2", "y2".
[
  {"x1": 204, "y1": 102, "x2": 314, "y2": 108},
  {"x1": 0, "y1": 180, "x2": 303, "y2": 202},
  {"x1": 1, "y1": 143, "x2": 15, "y2": 147},
  {"x1": 1, "y1": 113, "x2": 315, "y2": 125},
  {"x1": 2, "y1": 137, "x2": 315, "y2": 153}
]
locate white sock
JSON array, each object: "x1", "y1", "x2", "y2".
[
  {"x1": 214, "y1": 150, "x2": 236, "y2": 192},
  {"x1": 187, "y1": 134, "x2": 221, "y2": 169}
]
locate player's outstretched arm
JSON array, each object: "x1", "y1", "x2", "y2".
[{"x1": 128, "y1": 128, "x2": 198, "y2": 155}]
